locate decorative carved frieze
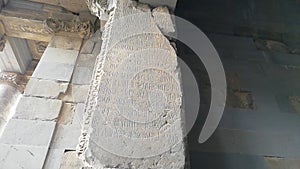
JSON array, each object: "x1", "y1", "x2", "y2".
[{"x1": 44, "y1": 18, "x2": 92, "y2": 37}]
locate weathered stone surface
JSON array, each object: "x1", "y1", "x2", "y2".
[
  {"x1": 140, "y1": 0, "x2": 177, "y2": 11},
  {"x1": 14, "y1": 96, "x2": 62, "y2": 121},
  {"x1": 24, "y1": 78, "x2": 68, "y2": 98},
  {"x1": 79, "y1": 0, "x2": 186, "y2": 168},
  {"x1": 152, "y1": 6, "x2": 175, "y2": 34},
  {"x1": 61, "y1": 84, "x2": 89, "y2": 103},
  {"x1": 49, "y1": 105, "x2": 84, "y2": 151},
  {"x1": 43, "y1": 149, "x2": 65, "y2": 169},
  {"x1": 51, "y1": 124, "x2": 81, "y2": 150},
  {"x1": 49, "y1": 36, "x2": 83, "y2": 51},
  {"x1": 71, "y1": 54, "x2": 97, "y2": 85},
  {"x1": 60, "y1": 151, "x2": 84, "y2": 169},
  {"x1": 80, "y1": 40, "x2": 95, "y2": 54},
  {"x1": 32, "y1": 46, "x2": 79, "y2": 82},
  {"x1": 0, "y1": 119, "x2": 56, "y2": 146},
  {"x1": 58, "y1": 103, "x2": 76, "y2": 125},
  {"x1": 0, "y1": 144, "x2": 49, "y2": 169}
]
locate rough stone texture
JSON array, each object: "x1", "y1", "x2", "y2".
[
  {"x1": 140, "y1": 0, "x2": 177, "y2": 11},
  {"x1": 49, "y1": 36, "x2": 83, "y2": 51},
  {"x1": 0, "y1": 119, "x2": 56, "y2": 146},
  {"x1": 24, "y1": 78, "x2": 68, "y2": 99},
  {"x1": 80, "y1": 40, "x2": 95, "y2": 54},
  {"x1": 13, "y1": 96, "x2": 62, "y2": 121},
  {"x1": 61, "y1": 84, "x2": 89, "y2": 103},
  {"x1": 51, "y1": 124, "x2": 81, "y2": 150},
  {"x1": 48, "y1": 104, "x2": 84, "y2": 151},
  {"x1": 72, "y1": 54, "x2": 98, "y2": 85},
  {"x1": 58, "y1": 103, "x2": 76, "y2": 125},
  {"x1": 152, "y1": 6, "x2": 175, "y2": 34},
  {"x1": 0, "y1": 144, "x2": 49, "y2": 169},
  {"x1": 60, "y1": 151, "x2": 85, "y2": 169},
  {"x1": 79, "y1": 0, "x2": 186, "y2": 168},
  {"x1": 32, "y1": 47, "x2": 79, "y2": 82}
]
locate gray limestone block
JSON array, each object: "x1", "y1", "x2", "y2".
[
  {"x1": 50, "y1": 124, "x2": 82, "y2": 150},
  {"x1": 49, "y1": 36, "x2": 83, "y2": 51},
  {"x1": 24, "y1": 78, "x2": 68, "y2": 99},
  {"x1": 0, "y1": 144, "x2": 49, "y2": 169},
  {"x1": 152, "y1": 6, "x2": 175, "y2": 35},
  {"x1": 32, "y1": 47, "x2": 79, "y2": 82},
  {"x1": 61, "y1": 84, "x2": 89, "y2": 103},
  {"x1": 42, "y1": 149, "x2": 65, "y2": 169},
  {"x1": 72, "y1": 54, "x2": 97, "y2": 85},
  {"x1": 13, "y1": 96, "x2": 62, "y2": 121},
  {"x1": 80, "y1": 40, "x2": 95, "y2": 54},
  {"x1": 0, "y1": 119, "x2": 56, "y2": 147}
]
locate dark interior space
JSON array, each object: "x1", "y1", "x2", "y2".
[{"x1": 175, "y1": 0, "x2": 300, "y2": 168}]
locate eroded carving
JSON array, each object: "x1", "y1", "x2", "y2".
[{"x1": 44, "y1": 18, "x2": 92, "y2": 37}]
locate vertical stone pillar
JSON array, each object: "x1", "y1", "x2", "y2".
[
  {"x1": 0, "y1": 36, "x2": 32, "y2": 74},
  {"x1": 79, "y1": 0, "x2": 187, "y2": 168}
]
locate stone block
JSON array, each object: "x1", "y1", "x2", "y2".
[
  {"x1": 24, "y1": 78, "x2": 68, "y2": 98},
  {"x1": 92, "y1": 41, "x2": 102, "y2": 56},
  {"x1": 50, "y1": 124, "x2": 81, "y2": 150},
  {"x1": 49, "y1": 36, "x2": 82, "y2": 51},
  {"x1": 43, "y1": 149, "x2": 65, "y2": 169},
  {"x1": 0, "y1": 144, "x2": 48, "y2": 169},
  {"x1": 0, "y1": 119, "x2": 56, "y2": 147},
  {"x1": 60, "y1": 151, "x2": 84, "y2": 169},
  {"x1": 79, "y1": 1, "x2": 186, "y2": 168},
  {"x1": 58, "y1": 103, "x2": 76, "y2": 125},
  {"x1": 32, "y1": 47, "x2": 79, "y2": 82},
  {"x1": 14, "y1": 96, "x2": 62, "y2": 121},
  {"x1": 152, "y1": 6, "x2": 175, "y2": 34},
  {"x1": 80, "y1": 40, "x2": 95, "y2": 54},
  {"x1": 71, "y1": 54, "x2": 97, "y2": 85},
  {"x1": 61, "y1": 84, "x2": 89, "y2": 103}
]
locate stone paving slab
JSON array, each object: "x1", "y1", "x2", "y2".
[
  {"x1": 0, "y1": 119, "x2": 56, "y2": 147},
  {"x1": 61, "y1": 84, "x2": 89, "y2": 103},
  {"x1": 71, "y1": 54, "x2": 97, "y2": 85},
  {"x1": 51, "y1": 124, "x2": 81, "y2": 150},
  {"x1": 43, "y1": 149, "x2": 65, "y2": 169},
  {"x1": 24, "y1": 78, "x2": 68, "y2": 98},
  {"x1": 32, "y1": 47, "x2": 79, "y2": 82},
  {"x1": 14, "y1": 96, "x2": 62, "y2": 121},
  {"x1": 0, "y1": 144, "x2": 48, "y2": 169}
]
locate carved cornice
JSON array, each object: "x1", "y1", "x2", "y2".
[{"x1": 44, "y1": 18, "x2": 92, "y2": 37}]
